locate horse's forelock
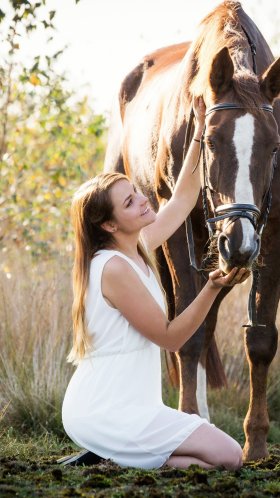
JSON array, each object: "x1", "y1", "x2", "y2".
[{"x1": 232, "y1": 76, "x2": 270, "y2": 118}]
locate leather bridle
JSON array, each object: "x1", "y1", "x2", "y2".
[
  {"x1": 183, "y1": 28, "x2": 278, "y2": 327},
  {"x1": 201, "y1": 102, "x2": 275, "y2": 238}
]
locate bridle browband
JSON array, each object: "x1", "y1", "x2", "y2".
[
  {"x1": 183, "y1": 29, "x2": 277, "y2": 328},
  {"x1": 205, "y1": 102, "x2": 273, "y2": 115}
]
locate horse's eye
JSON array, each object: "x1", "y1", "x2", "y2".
[
  {"x1": 206, "y1": 139, "x2": 215, "y2": 151},
  {"x1": 272, "y1": 146, "x2": 279, "y2": 154}
]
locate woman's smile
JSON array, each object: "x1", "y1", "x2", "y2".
[{"x1": 141, "y1": 206, "x2": 150, "y2": 216}]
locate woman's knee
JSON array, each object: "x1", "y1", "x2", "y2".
[
  {"x1": 172, "y1": 424, "x2": 243, "y2": 470},
  {"x1": 205, "y1": 428, "x2": 243, "y2": 470},
  {"x1": 222, "y1": 441, "x2": 243, "y2": 471}
]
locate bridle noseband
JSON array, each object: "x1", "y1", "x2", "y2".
[{"x1": 207, "y1": 203, "x2": 260, "y2": 229}]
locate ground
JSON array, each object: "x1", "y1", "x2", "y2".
[{"x1": 0, "y1": 438, "x2": 279, "y2": 498}]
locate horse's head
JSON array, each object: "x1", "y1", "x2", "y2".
[{"x1": 201, "y1": 47, "x2": 280, "y2": 274}]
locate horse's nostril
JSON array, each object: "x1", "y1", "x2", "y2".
[
  {"x1": 218, "y1": 231, "x2": 260, "y2": 266},
  {"x1": 218, "y1": 234, "x2": 231, "y2": 260}
]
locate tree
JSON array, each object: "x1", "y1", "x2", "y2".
[{"x1": 0, "y1": 0, "x2": 106, "y2": 257}]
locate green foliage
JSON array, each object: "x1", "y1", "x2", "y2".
[
  {"x1": 0, "y1": 0, "x2": 106, "y2": 257},
  {"x1": 0, "y1": 82, "x2": 106, "y2": 256}
]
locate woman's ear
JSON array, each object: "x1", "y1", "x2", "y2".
[{"x1": 101, "y1": 221, "x2": 118, "y2": 233}]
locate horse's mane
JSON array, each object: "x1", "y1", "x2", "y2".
[
  {"x1": 188, "y1": 1, "x2": 265, "y2": 111},
  {"x1": 143, "y1": 42, "x2": 190, "y2": 77}
]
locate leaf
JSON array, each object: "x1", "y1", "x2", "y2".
[
  {"x1": 58, "y1": 176, "x2": 67, "y2": 187},
  {"x1": 41, "y1": 20, "x2": 50, "y2": 29},
  {"x1": 26, "y1": 23, "x2": 37, "y2": 31},
  {"x1": 30, "y1": 61, "x2": 39, "y2": 72},
  {"x1": 0, "y1": 9, "x2": 5, "y2": 22},
  {"x1": 49, "y1": 10, "x2": 56, "y2": 21},
  {"x1": 54, "y1": 188, "x2": 62, "y2": 199},
  {"x1": 29, "y1": 73, "x2": 41, "y2": 86},
  {"x1": 53, "y1": 50, "x2": 64, "y2": 60}
]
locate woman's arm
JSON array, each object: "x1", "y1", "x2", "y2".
[
  {"x1": 102, "y1": 257, "x2": 247, "y2": 352},
  {"x1": 141, "y1": 97, "x2": 205, "y2": 252}
]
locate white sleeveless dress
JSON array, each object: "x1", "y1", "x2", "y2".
[{"x1": 62, "y1": 249, "x2": 210, "y2": 469}]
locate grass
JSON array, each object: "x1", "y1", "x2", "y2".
[{"x1": 0, "y1": 251, "x2": 74, "y2": 435}]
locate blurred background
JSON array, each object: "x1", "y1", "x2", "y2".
[{"x1": 0, "y1": 0, "x2": 279, "y2": 450}]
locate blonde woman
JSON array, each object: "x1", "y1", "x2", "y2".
[{"x1": 62, "y1": 98, "x2": 248, "y2": 470}]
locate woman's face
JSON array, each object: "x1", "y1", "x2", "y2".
[{"x1": 109, "y1": 179, "x2": 156, "y2": 233}]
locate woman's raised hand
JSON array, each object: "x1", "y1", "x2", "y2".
[
  {"x1": 208, "y1": 267, "x2": 250, "y2": 289},
  {"x1": 192, "y1": 96, "x2": 206, "y2": 134}
]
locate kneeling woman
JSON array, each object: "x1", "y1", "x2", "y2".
[{"x1": 62, "y1": 98, "x2": 248, "y2": 470}]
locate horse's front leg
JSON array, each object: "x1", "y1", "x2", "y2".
[
  {"x1": 198, "y1": 287, "x2": 229, "y2": 418},
  {"x1": 162, "y1": 224, "x2": 205, "y2": 414},
  {"x1": 243, "y1": 259, "x2": 279, "y2": 461}
]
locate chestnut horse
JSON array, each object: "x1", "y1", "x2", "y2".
[{"x1": 104, "y1": 1, "x2": 280, "y2": 460}]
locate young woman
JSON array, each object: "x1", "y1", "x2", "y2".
[{"x1": 62, "y1": 98, "x2": 248, "y2": 470}]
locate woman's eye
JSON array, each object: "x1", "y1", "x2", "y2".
[{"x1": 126, "y1": 198, "x2": 133, "y2": 207}]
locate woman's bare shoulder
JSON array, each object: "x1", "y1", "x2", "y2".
[{"x1": 102, "y1": 254, "x2": 133, "y2": 276}]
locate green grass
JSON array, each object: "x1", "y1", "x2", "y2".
[{"x1": 0, "y1": 430, "x2": 280, "y2": 498}]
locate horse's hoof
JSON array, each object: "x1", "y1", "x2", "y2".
[
  {"x1": 57, "y1": 449, "x2": 106, "y2": 466},
  {"x1": 242, "y1": 443, "x2": 269, "y2": 462}
]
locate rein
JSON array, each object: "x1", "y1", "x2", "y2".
[{"x1": 183, "y1": 29, "x2": 277, "y2": 328}]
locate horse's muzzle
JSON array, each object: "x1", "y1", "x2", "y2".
[{"x1": 218, "y1": 231, "x2": 260, "y2": 273}]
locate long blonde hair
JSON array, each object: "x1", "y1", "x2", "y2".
[{"x1": 67, "y1": 172, "x2": 160, "y2": 364}]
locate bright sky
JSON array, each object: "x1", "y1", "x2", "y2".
[{"x1": 2, "y1": 0, "x2": 279, "y2": 114}]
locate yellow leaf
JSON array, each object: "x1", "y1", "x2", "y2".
[
  {"x1": 29, "y1": 74, "x2": 41, "y2": 86},
  {"x1": 54, "y1": 188, "x2": 62, "y2": 198},
  {"x1": 58, "y1": 176, "x2": 67, "y2": 187},
  {"x1": 44, "y1": 192, "x2": 52, "y2": 200}
]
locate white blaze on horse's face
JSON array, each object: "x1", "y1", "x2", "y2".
[{"x1": 232, "y1": 113, "x2": 255, "y2": 254}]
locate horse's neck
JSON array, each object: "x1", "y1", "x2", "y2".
[{"x1": 236, "y1": 6, "x2": 274, "y2": 73}]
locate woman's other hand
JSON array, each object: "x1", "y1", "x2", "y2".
[{"x1": 208, "y1": 267, "x2": 250, "y2": 289}]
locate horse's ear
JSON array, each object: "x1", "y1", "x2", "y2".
[
  {"x1": 260, "y1": 57, "x2": 280, "y2": 102},
  {"x1": 209, "y1": 47, "x2": 234, "y2": 96}
]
